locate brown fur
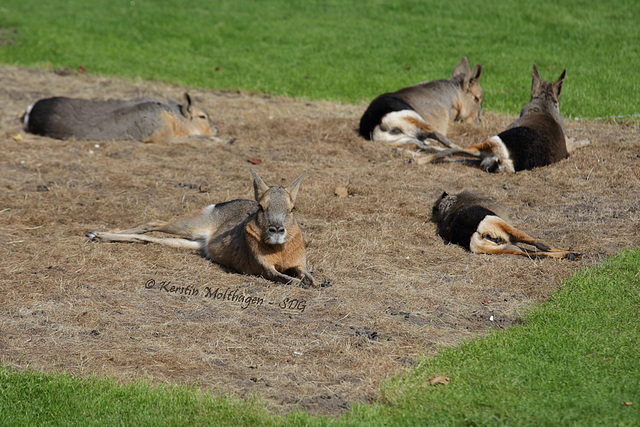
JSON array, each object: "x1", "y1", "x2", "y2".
[
  {"x1": 431, "y1": 190, "x2": 582, "y2": 259},
  {"x1": 428, "y1": 65, "x2": 590, "y2": 171},
  {"x1": 86, "y1": 169, "x2": 315, "y2": 287},
  {"x1": 23, "y1": 93, "x2": 221, "y2": 144}
]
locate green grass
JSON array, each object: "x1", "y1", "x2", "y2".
[
  {"x1": 2, "y1": 249, "x2": 639, "y2": 425},
  {"x1": 359, "y1": 248, "x2": 640, "y2": 425},
  {"x1": 0, "y1": 368, "x2": 282, "y2": 426},
  {"x1": 1, "y1": 0, "x2": 639, "y2": 118}
]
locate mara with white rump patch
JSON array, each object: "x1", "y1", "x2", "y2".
[
  {"x1": 358, "y1": 56, "x2": 483, "y2": 152},
  {"x1": 431, "y1": 190, "x2": 581, "y2": 259},
  {"x1": 430, "y1": 65, "x2": 590, "y2": 172},
  {"x1": 87, "y1": 169, "x2": 316, "y2": 287},
  {"x1": 23, "y1": 93, "x2": 220, "y2": 143}
]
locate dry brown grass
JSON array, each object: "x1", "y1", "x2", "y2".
[{"x1": 1, "y1": 66, "x2": 639, "y2": 416}]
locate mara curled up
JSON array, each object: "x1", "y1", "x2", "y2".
[{"x1": 431, "y1": 190, "x2": 582, "y2": 260}]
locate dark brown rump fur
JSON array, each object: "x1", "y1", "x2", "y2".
[
  {"x1": 437, "y1": 205, "x2": 495, "y2": 250},
  {"x1": 431, "y1": 190, "x2": 504, "y2": 250},
  {"x1": 358, "y1": 94, "x2": 415, "y2": 139},
  {"x1": 499, "y1": 117, "x2": 569, "y2": 171},
  {"x1": 25, "y1": 97, "x2": 81, "y2": 139}
]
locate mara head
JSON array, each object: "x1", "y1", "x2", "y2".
[
  {"x1": 520, "y1": 64, "x2": 566, "y2": 118},
  {"x1": 451, "y1": 56, "x2": 483, "y2": 125},
  {"x1": 251, "y1": 168, "x2": 306, "y2": 245},
  {"x1": 431, "y1": 190, "x2": 455, "y2": 223},
  {"x1": 178, "y1": 93, "x2": 218, "y2": 137}
]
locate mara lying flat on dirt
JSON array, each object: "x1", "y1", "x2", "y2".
[
  {"x1": 87, "y1": 168, "x2": 316, "y2": 287},
  {"x1": 358, "y1": 56, "x2": 483, "y2": 153},
  {"x1": 431, "y1": 190, "x2": 582, "y2": 259},
  {"x1": 23, "y1": 92, "x2": 220, "y2": 143},
  {"x1": 429, "y1": 65, "x2": 590, "y2": 172}
]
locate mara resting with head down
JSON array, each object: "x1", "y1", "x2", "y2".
[
  {"x1": 430, "y1": 64, "x2": 590, "y2": 172},
  {"x1": 431, "y1": 190, "x2": 582, "y2": 259},
  {"x1": 23, "y1": 93, "x2": 220, "y2": 144},
  {"x1": 87, "y1": 169, "x2": 316, "y2": 287},
  {"x1": 358, "y1": 56, "x2": 483, "y2": 153}
]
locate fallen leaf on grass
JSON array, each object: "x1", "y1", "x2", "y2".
[
  {"x1": 621, "y1": 401, "x2": 633, "y2": 406},
  {"x1": 13, "y1": 134, "x2": 23, "y2": 142},
  {"x1": 429, "y1": 376, "x2": 450, "y2": 386},
  {"x1": 247, "y1": 157, "x2": 262, "y2": 165},
  {"x1": 334, "y1": 186, "x2": 349, "y2": 197}
]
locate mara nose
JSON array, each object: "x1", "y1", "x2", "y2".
[{"x1": 269, "y1": 226, "x2": 285, "y2": 235}]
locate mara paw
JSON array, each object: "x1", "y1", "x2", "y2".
[
  {"x1": 86, "y1": 231, "x2": 100, "y2": 241},
  {"x1": 86, "y1": 231, "x2": 109, "y2": 242}
]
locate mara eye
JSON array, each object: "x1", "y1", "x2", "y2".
[
  {"x1": 198, "y1": 114, "x2": 207, "y2": 119},
  {"x1": 258, "y1": 204, "x2": 264, "y2": 212},
  {"x1": 291, "y1": 206, "x2": 296, "y2": 212},
  {"x1": 474, "y1": 96, "x2": 480, "y2": 103}
]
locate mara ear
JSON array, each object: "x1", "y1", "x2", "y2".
[
  {"x1": 250, "y1": 168, "x2": 270, "y2": 201},
  {"x1": 286, "y1": 171, "x2": 306, "y2": 204},
  {"x1": 462, "y1": 63, "x2": 483, "y2": 90},
  {"x1": 470, "y1": 64, "x2": 483, "y2": 83},
  {"x1": 553, "y1": 69, "x2": 567, "y2": 101},
  {"x1": 179, "y1": 93, "x2": 193, "y2": 119},
  {"x1": 531, "y1": 64, "x2": 543, "y2": 97},
  {"x1": 432, "y1": 191, "x2": 448, "y2": 216},
  {"x1": 452, "y1": 56, "x2": 471, "y2": 78}
]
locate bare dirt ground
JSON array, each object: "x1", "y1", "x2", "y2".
[{"x1": 1, "y1": 66, "x2": 638, "y2": 416}]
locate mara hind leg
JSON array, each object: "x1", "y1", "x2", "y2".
[
  {"x1": 86, "y1": 230, "x2": 202, "y2": 250},
  {"x1": 473, "y1": 215, "x2": 582, "y2": 259},
  {"x1": 165, "y1": 135, "x2": 230, "y2": 144},
  {"x1": 374, "y1": 110, "x2": 463, "y2": 151},
  {"x1": 470, "y1": 233, "x2": 535, "y2": 257},
  {"x1": 491, "y1": 218, "x2": 582, "y2": 257},
  {"x1": 429, "y1": 138, "x2": 500, "y2": 162},
  {"x1": 566, "y1": 136, "x2": 591, "y2": 153},
  {"x1": 87, "y1": 204, "x2": 220, "y2": 248},
  {"x1": 403, "y1": 116, "x2": 459, "y2": 149},
  {"x1": 415, "y1": 143, "x2": 484, "y2": 165},
  {"x1": 470, "y1": 233, "x2": 580, "y2": 260},
  {"x1": 374, "y1": 131, "x2": 456, "y2": 154}
]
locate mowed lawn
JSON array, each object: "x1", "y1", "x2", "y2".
[
  {"x1": 1, "y1": 0, "x2": 639, "y2": 425},
  {"x1": 1, "y1": 0, "x2": 639, "y2": 117}
]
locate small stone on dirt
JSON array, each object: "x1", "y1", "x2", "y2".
[{"x1": 334, "y1": 186, "x2": 349, "y2": 197}]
